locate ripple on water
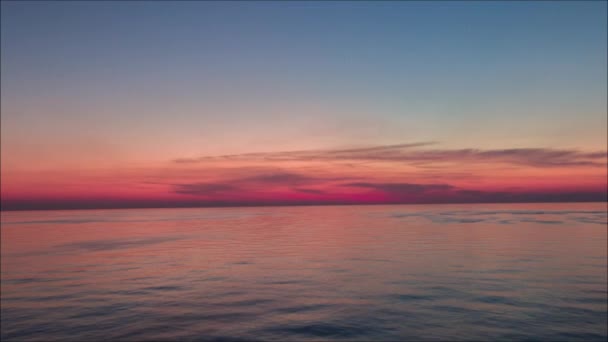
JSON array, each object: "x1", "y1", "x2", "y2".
[
  {"x1": 1, "y1": 204, "x2": 606, "y2": 341},
  {"x1": 259, "y1": 321, "x2": 384, "y2": 339},
  {"x1": 274, "y1": 303, "x2": 334, "y2": 314}
]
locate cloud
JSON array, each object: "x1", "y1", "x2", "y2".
[
  {"x1": 239, "y1": 172, "x2": 318, "y2": 185},
  {"x1": 173, "y1": 143, "x2": 607, "y2": 168},
  {"x1": 344, "y1": 182, "x2": 454, "y2": 194},
  {"x1": 171, "y1": 171, "x2": 351, "y2": 197},
  {"x1": 294, "y1": 188, "x2": 326, "y2": 195},
  {"x1": 316, "y1": 142, "x2": 437, "y2": 155},
  {"x1": 236, "y1": 171, "x2": 352, "y2": 187},
  {"x1": 462, "y1": 148, "x2": 607, "y2": 167},
  {"x1": 173, "y1": 183, "x2": 237, "y2": 196},
  {"x1": 172, "y1": 142, "x2": 436, "y2": 163}
]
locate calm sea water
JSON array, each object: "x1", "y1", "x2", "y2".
[{"x1": 1, "y1": 203, "x2": 607, "y2": 341}]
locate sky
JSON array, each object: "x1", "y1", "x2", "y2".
[{"x1": 1, "y1": 1, "x2": 607, "y2": 210}]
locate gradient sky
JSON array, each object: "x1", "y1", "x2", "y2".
[{"x1": 1, "y1": 1, "x2": 607, "y2": 210}]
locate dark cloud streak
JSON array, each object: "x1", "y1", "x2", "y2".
[
  {"x1": 172, "y1": 171, "x2": 354, "y2": 197},
  {"x1": 174, "y1": 183, "x2": 237, "y2": 196},
  {"x1": 344, "y1": 182, "x2": 454, "y2": 194},
  {"x1": 173, "y1": 143, "x2": 607, "y2": 168},
  {"x1": 293, "y1": 188, "x2": 326, "y2": 195}
]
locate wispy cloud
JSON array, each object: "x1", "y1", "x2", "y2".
[
  {"x1": 173, "y1": 143, "x2": 607, "y2": 168},
  {"x1": 171, "y1": 171, "x2": 354, "y2": 197},
  {"x1": 174, "y1": 183, "x2": 237, "y2": 196},
  {"x1": 4, "y1": 143, "x2": 605, "y2": 211},
  {"x1": 239, "y1": 172, "x2": 320, "y2": 186},
  {"x1": 173, "y1": 142, "x2": 436, "y2": 163},
  {"x1": 294, "y1": 188, "x2": 326, "y2": 195},
  {"x1": 343, "y1": 182, "x2": 454, "y2": 194}
]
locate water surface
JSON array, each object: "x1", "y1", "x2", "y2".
[{"x1": 2, "y1": 203, "x2": 607, "y2": 341}]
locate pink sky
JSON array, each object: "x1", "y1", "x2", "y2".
[{"x1": 2, "y1": 143, "x2": 606, "y2": 210}]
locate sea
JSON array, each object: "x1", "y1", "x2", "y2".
[{"x1": 1, "y1": 202, "x2": 607, "y2": 341}]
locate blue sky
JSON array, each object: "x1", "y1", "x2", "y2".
[{"x1": 2, "y1": 2, "x2": 606, "y2": 156}]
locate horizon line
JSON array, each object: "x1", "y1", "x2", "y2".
[{"x1": 2, "y1": 199, "x2": 607, "y2": 213}]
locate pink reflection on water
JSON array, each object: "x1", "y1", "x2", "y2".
[{"x1": 1, "y1": 203, "x2": 607, "y2": 340}]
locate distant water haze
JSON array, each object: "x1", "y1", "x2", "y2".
[{"x1": 2, "y1": 203, "x2": 606, "y2": 341}]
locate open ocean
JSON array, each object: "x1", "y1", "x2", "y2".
[{"x1": 1, "y1": 203, "x2": 607, "y2": 341}]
